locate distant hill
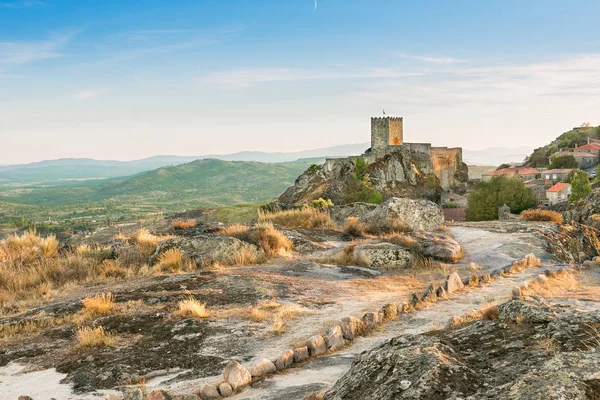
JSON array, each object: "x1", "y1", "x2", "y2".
[
  {"x1": 0, "y1": 143, "x2": 533, "y2": 185},
  {"x1": 0, "y1": 144, "x2": 368, "y2": 184},
  {"x1": 1, "y1": 159, "x2": 314, "y2": 210}
]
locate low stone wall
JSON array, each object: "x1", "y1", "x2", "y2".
[{"x1": 125, "y1": 254, "x2": 544, "y2": 400}]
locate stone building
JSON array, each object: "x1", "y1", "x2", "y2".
[
  {"x1": 546, "y1": 182, "x2": 571, "y2": 205},
  {"x1": 278, "y1": 116, "x2": 469, "y2": 208},
  {"x1": 481, "y1": 167, "x2": 540, "y2": 182}
]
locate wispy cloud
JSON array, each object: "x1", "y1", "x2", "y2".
[
  {"x1": 73, "y1": 89, "x2": 106, "y2": 101},
  {"x1": 0, "y1": 0, "x2": 44, "y2": 8},
  {"x1": 0, "y1": 33, "x2": 73, "y2": 68},
  {"x1": 396, "y1": 53, "x2": 465, "y2": 64},
  {"x1": 200, "y1": 67, "x2": 423, "y2": 88}
]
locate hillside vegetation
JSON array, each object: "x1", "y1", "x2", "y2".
[
  {"x1": 525, "y1": 123, "x2": 600, "y2": 167},
  {"x1": 0, "y1": 159, "x2": 311, "y2": 229}
]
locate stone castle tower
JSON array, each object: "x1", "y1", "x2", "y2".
[{"x1": 371, "y1": 116, "x2": 403, "y2": 150}]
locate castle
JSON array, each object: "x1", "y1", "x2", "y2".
[{"x1": 278, "y1": 116, "x2": 468, "y2": 208}]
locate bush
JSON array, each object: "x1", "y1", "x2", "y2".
[
  {"x1": 549, "y1": 155, "x2": 578, "y2": 169},
  {"x1": 218, "y1": 222, "x2": 293, "y2": 256},
  {"x1": 304, "y1": 164, "x2": 321, "y2": 175},
  {"x1": 466, "y1": 175, "x2": 537, "y2": 221},
  {"x1": 520, "y1": 209, "x2": 563, "y2": 224},
  {"x1": 344, "y1": 158, "x2": 383, "y2": 205},
  {"x1": 312, "y1": 198, "x2": 334, "y2": 209},
  {"x1": 343, "y1": 217, "x2": 367, "y2": 236},
  {"x1": 570, "y1": 171, "x2": 592, "y2": 203}
]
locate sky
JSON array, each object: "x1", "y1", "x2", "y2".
[{"x1": 1, "y1": 0, "x2": 600, "y2": 164}]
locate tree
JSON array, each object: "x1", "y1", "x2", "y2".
[
  {"x1": 496, "y1": 163, "x2": 511, "y2": 171},
  {"x1": 549, "y1": 155, "x2": 578, "y2": 169},
  {"x1": 526, "y1": 147, "x2": 550, "y2": 167},
  {"x1": 570, "y1": 171, "x2": 592, "y2": 203},
  {"x1": 344, "y1": 157, "x2": 383, "y2": 204},
  {"x1": 466, "y1": 175, "x2": 537, "y2": 221}
]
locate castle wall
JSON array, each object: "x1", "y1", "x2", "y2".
[{"x1": 371, "y1": 117, "x2": 403, "y2": 150}]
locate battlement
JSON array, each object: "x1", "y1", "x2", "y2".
[{"x1": 371, "y1": 116, "x2": 403, "y2": 150}]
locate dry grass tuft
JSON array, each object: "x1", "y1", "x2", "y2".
[
  {"x1": 272, "y1": 318, "x2": 286, "y2": 335},
  {"x1": 76, "y1": 326, "x2": 115, "y2": 347},
  {"x1": 364, "y1": 220, "x2": 412, "y2": 235},
  {"x1": 0, "y1": 230, "x2": 59, "y2": 266},
  {"x1": 81, "y1": 293, "x2": 115, "y2": 315},
  {"x1": 227, "y1": 299, "x2": 306, "y2": 328},
  {"x1": 520, "y1": 209, "x2": 563, "y2": 224},
  {"x1": 156, "y1": 248, "x2": 186, "y2": 272},
  {"x1": 174, "y1": 296, "x2": 210, "y2": 318},
  {"x1": 447, "y1": 303, "x2": 499, "y2": 328},
  {"x1": 343, "y1": 217, "x2": 367, "y2": 236},
  {"x1": 258, "y1": 208, "x2": 336, "y2": 229},
  {"x1": 385, "y1": 233, "x2": 421, "y2": 250},
  {"x1": 530, "y1": 337, "x2": 559, "y2": 354},
  {"x1": 219, "y1": 222, "x2": 292, "y2": 257},
  {"x1": 172, "y1": 218, "x2": 197, "y2": 230},
  {"x1": 521, "y1": 269, "x2": 579, "y2": 297}
]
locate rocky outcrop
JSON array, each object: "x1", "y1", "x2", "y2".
[
  {"x1": 359, "y1": 198, "x2": 444, "y2": 232},
  {"x1": 223, "y1": 360, "x2": 252, "y2": 391},
  {"x1": 324, "y1": 297, "x2": 600, "y2": 400},
  {"x1": 149, "y1": 234, "x2": 261, "y2": 266},
  {"x1": 351, "y1": 243, "x2": 414, "y2": 268},
  {"x1": 540, "y1": 223, "x2": 600, "y2": 263},
  {"x1": 278, "y1": 146, "x2": 468, "y2": 208},
  {"x1": 409, "y1": 231, "x2": 464, "y2": 262},
  {"x1": 330, "y1": 202, "x2": 378, "y2": 225}
]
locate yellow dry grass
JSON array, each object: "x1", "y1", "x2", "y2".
[
  {"x1": 385, "y1": 233, "x2": 420, "y2": 249},
  {"x1": 76, "y1": 326, "x2": 115, "y2": 347},
  {"x1": 174, "y1": 296, "x2": 210, "y2": 318},
  {"x1": 258, "y1": 208, "x2": 336, "y2": 229},
  {"x1": 81, "y1": 293, "x2": 115, "y2": 315},
  {"x1": 0, "y1": 230, "x2": 59, "y2": 266},
  {"x1": 155, "y1": 248, "x2": 186, "y2": 272},
  {"x1": 343, "y1": 217, "x2": 367, "y2": 236},
  {"x1": 224, "y1": 299, "x2": 305, "y2": 327},
  {"x1": 521, "y1": 270, "x2": 579, "y2": 297},
  {"x1": 172, "y1": 218, "x2": 198, "y2": 230},
  {"x1": 447, "y1": 303, "x2": 499, "y2": 328},
  {"x1": 520, "y1": 209, "x2": 563, "y2": 224},
  {"x1": 219, "y1": 222, "x2": 292, "y2": 257}
]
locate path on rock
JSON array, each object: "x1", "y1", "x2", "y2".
[
  {"x1": 178, "y1": 225, "x2": 561, "y2": 399},
  {"x1": 229, "y1": 227, "x2": 558, "y2": 400}
]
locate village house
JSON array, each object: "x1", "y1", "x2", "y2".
[
  {"x1": 543, "y1": 168, "x2": 573, "y2": 183},
  {"x1": 481, "y1": 167, "x2": 540, "y2": 182},
  {"x1": 546, "y1": 182, "x2": 571, "y2": 205},
  {"x1": 552, "y1": 151, "x2": 598, "y2": 169},
  {"x1": 574, "y1": 143, "x2": 600, "y2": 155}
]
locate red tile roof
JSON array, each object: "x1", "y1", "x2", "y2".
[
  {"x1": 543, "y1": 168, "x2": 573, "y2": 174},
  {"x1": 547, "y1": 183, "x2": 570, "y2": 193},
  {"x1": 575, "y1": 143, "x2": 600, "y2": 151},
  {"x1": 482, "y1": 167, "x2": 540, "y2": 177}
]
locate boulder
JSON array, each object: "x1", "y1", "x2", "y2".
[
  {"x1": 421, "y1": 284, "x2": 436, "y2": 303},
  {"x1": 124, "y1": 389, "x2": 144, "y2": 400},
  {"x1": 409, "y1": 232, "x2": 465, "y2": 262},
  {"x1": 512, "y1": 287, "x2": 522, "y2": 299},
  {"x1": 275, "y1": 349, "x2": 295, "y2": 370},
  {"x1": 381, "y1": 303, "x2": 398, "y2": 320},
  {"x1": 223, "y1": 360, "x2": 252, "y2": 391},
  {"x1": 410, "y1": 293, "x2": 421, "y2": 308},
  {"x1": 294, "y1": 346, "x2": 309, "y2": 363},
  {"x1": 218, "y1": 383, "x2": 233, "y2": 398},
  {"x1": 146, "y1": 391, "x2": 171, "y2": 400},
  {"x1": 497, "y1": 298, "x2": 556, "y2": 324},
  {"x1": 358, "y1": 197, "x2": 444, "y2": 233},
  {"x1": 149, "y1": 234, "x2": 261, "y2": 266},
  {"x1": 362, "y1": 312, "x2": 381, "y2": 330},
  {"x1": 249, "y1": 358, "x2": 276, "y2": 377},
  {"x1": 340, "y1": 316, "x2": 364, "y2": 340},
  {"x1": 306, "y1": 335, "x2": 327, "y2": 356},
  {"x1": 351, "y1": 243, "x2": 413, "y2": 268},
  {"x1": 331, "y1": 202, "x2": 378, "y2": 225},
  {"x1": 444, "y1": 272, "x2": 465, "y2": 294},
  {"x1": 18, "y1": 397, "x2": 34, "y2": 400},
  {"x1": 435, "y1": 286, "x2": 447, "y2": 298},
  {"x1": 323, "y1": 326, "x2": 345, "y2": 351},
  {"x1": 199, "y1": 384, "x2": 220, "y2": 399}
]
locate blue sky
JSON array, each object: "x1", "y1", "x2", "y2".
[{"x1": 1, "y1": 0, "x2": 600, "y2": 163}]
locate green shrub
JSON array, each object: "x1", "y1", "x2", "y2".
[
  {"x1": 549, "y1": 155, "x2": 578, "y2": 169},
  {"x1": 344, "y1": 158, "x2": 383, "y2": 205},
  {"x1": 305, "y1": 164, "x2": 321, "y2": 175},
  {"x1": 570, "y1": 171, "x2": 592, "y2": 203},
  {"x1": 466, "y1": 175, "x2": 537, "y2": 221},
  {"x1": 312, "y1": 198, "x2": 334, "y2": 209}
]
